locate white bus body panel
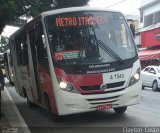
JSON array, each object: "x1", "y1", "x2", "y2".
[{"x1": 54, "y1": 60, "x2": 142, "y2": 115}]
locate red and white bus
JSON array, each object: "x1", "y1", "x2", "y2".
[{"x1": 9, "y1": 7, "x2": 142, "y2": 120}]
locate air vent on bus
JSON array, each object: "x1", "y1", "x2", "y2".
[{"x1": 80, "y1": 81, "x2": 125, "y2": 91}]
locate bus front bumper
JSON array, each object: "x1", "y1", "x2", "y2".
[{"x1": 55, "y1": 80, "x2": 142, "y2": 115}]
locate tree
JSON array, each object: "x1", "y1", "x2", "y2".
[
  {"x1": 0, "y1": 0, "x2": 90, "y2": 35},
  {"x1": 56, "y1": 0, "x2": 89, "y2": 8},
  {"x1": 0, "y1": 0, "x2": 26, "y2": 34},
  {"x1": 0, "y1": 0, "x2": 51, "y2": 34},
  {"x1": 0, "y1": 36, "x2": 9, "y2": 53}
]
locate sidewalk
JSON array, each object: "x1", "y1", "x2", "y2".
[
  {"x1": 0, "y1": 107, "x2": 10, "y2": 127},
  {"x1": 0, "y1": 87, "x2": 31, "y2": 133}
]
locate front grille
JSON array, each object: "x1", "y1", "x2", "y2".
[
  {"x1": 89, "y1": 99, "x2": 119, "y2": 105},
  {"x1": 80, "y1": 85, "x2": 100, "y2": 91},
  {"x1": 80, "y1": 81, "x2": 125, "y2": 91},
  {"x1": 86, "y1": 95, "x2": 121, "y2": 101},
  {"x1": 106, "y1": 81, "x2": 125, "y2": 88},
  {"x1": 81, "y1": 88, "x2": 125, "y2": 95},
  {"x1": 85, "y1": 95, "x2": 122, "y2": 107}
]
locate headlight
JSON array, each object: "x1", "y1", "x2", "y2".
[
  {"x1": 57, "y1": 77, "x2": 79, "y2": 93},
  {"x1": 128, "y1": 68, "x2": 140, "y2": 87},
  {"x1": 59, "y1": 81, "x2": 67, "y2": 89}
]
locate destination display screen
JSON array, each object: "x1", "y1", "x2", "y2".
[{"x1": 55, "y1": 16, "x2": 108, "y2": 27}]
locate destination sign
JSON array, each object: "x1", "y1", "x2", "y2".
[
  {"x1": 55, "y1": 16, "x2": 108, "y2": 27},
  {"x1": 54, "y1": 50, "x2": 86, "y2": 61}
]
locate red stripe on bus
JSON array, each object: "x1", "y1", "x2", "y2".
[
  {"x1": 68, "y1": 74, "x2": 103, "y2": 93},
  {"x1": 55, "y1": 67, "x2": 103, "y2": 94},
  {"x1": 38, "y1": 65, "x2": 58, "y2": 114}
]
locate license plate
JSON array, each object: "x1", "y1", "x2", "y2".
[{"x1": 97, "y1": 104, "x2": 112, "y2": 110}]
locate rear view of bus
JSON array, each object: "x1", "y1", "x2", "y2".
[{"x1": 44, "y1": 8, "x2": 142, "y2": 115}]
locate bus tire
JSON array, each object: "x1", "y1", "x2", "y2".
[
  {"x1": 25, "y1": 89, "x2": 35, "y2": 108},
  {"x1": 44, "y1": 94, "x2": 61, "y2": 122},
  {"x1": 113, "y1": 106, "x2": 127, "y2": 114},
  {"x1": 9, "y1": 80, "x2": 14, "y2": 86},
  {"x1": 27, "y1": 97, "x2": 35, "y2": 108},
  {"x1": 8, "y1": 76, "x2": 14, "y2": 86}
]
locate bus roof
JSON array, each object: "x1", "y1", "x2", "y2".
[
  {"x1": 41, "y1": 6, "x2": 121, "y2": 17},
  {"x1": 9, "y1": 6, "x2": 122, "y2": 38}
]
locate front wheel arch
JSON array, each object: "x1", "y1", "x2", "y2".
[{"x1": 44, "y1": 92, "x2": 61, "y2": 122}]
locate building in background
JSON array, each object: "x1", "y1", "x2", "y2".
[
  {"x1": 139, "y1": 0, "x2": 160, "y2": 48},
  {"x1": 138, "y1": 0, "x2": 160, "y2": 68}
]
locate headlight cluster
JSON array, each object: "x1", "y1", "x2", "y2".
[
  {"x1": 128, "y1": 68, "x2": 140, "y2": 87},
  {"x1": 57, "y1": 77, "x2": 79, "y2": 93}
]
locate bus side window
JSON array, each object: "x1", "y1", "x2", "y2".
[
  {"x1": 15, "y1": 34, "x2": 22, "y2": 66},
  {"x1": 35, "y1": 23, "x2": 48, "y2": 64},
  {"x1": 21, "y1": 32, "x2": 29, "y2": 66},
  {"x1": 14, "y1": 31, "x2": 28, "y2": 67}
]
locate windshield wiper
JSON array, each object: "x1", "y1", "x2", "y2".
[
  {"x1": 93, "y1": 31, "x2": 123, "y2": 63},
  {"x1": 74, "y1": 28, "x2": 90, "y2": 64}
]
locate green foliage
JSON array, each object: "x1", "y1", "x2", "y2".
[
  {"x1": 23, "y1": 0, "x2": 90, "y2": 17},
  {"x1": 56, "y1": 0, "x2": 89, "y2": 8},
  {"x1": 0, "y1": 36, "x2": 9, "y2": 53},
  {"x1": 28, "y1": 0, "x2": 54, "y2": 17},
  {"x1": 0, "y1": 0, "x2": 90, "y2": 34}
]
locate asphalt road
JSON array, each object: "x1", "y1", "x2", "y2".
[{"x1": 5, "y1": 80, "x2": 160, "y2": 133}]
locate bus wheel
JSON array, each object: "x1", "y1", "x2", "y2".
[
  {"x1": 45, "y1": 94, "x2": 61, "y2": 122},
  {"x1": 9, "y1": 81, "x2": 14, "y2": 86},
  {"x1": 27, "y1": 97, "x2": 35, "y2": 108},
  {"x1": 113, "y1": 106, "x2": 127, "y2": 114},
  {"x1": 8, "y1": 77, "x2": 14, "y2": 86}
]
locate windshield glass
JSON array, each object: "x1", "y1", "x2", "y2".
[{"x1": 45, "y1": 11, "x2": 136, "y2": 65}]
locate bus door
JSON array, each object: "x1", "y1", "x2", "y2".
[
  {"x1": 12, "y1": 37, "x2": 23, "y2": 94},
  {"x1": 27, "y1": 22, "x2": 49, "y2": 105},
  {"x1": 13, "y1": 33, "x2": 31, "y2": 98}
]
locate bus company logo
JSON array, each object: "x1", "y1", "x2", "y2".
[{"x1": 100, "y1": 84, "x2": 107, "y2": 90}]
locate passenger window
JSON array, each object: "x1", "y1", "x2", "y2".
[
  {"x1": 29, "y1": 22, "x2": 48, "y2": 68},
  {"x1": 15, "y1": 35, "x2": 22, "y2": 65},
  {"x1": 35, "y1": 23, "x2": 48, "y2": 64},
  {"x1": 21, "y1": 33, "x2": 29, "y2": 66},
  {"x1": 14, "y1": 31, "x2": 29, "y2": 66}
]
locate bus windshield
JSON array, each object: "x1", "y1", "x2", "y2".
[{"x1": 45, "y1": 11, "x2": 136, "y2": 65}]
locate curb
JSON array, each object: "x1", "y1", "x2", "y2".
[{"x1": 1, "y1": 87, "x2": 31, "y2": 133}]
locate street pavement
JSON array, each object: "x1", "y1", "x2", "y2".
[
  {"x1": 0, "y1": 87, "x2": 31, "y2": 133},
  {"x1": 1, "y1": 79, "x2": 160, "y2": 133}
]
